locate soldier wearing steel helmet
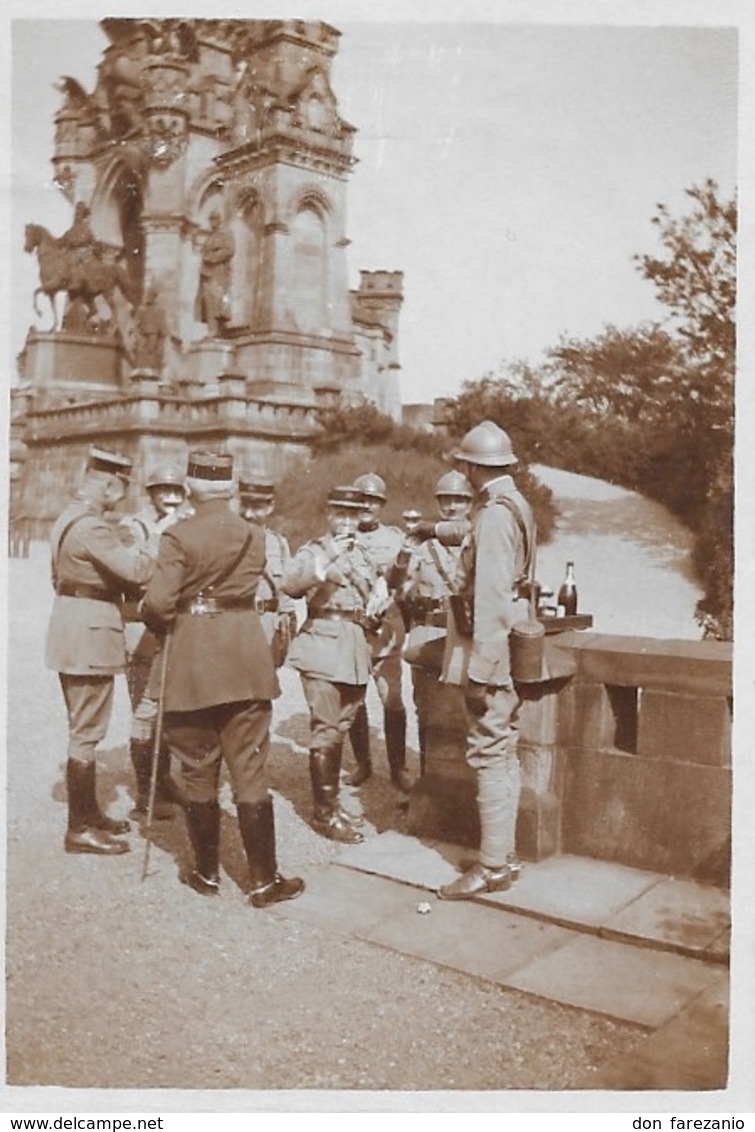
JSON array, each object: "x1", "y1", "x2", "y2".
[
  {"x1": 431, "y1": 421, "x2": 537, "y2": 901},
  {"x1": 392, "y1": 470, "x2": 473, "y2": 771},
  {"x1": 349, "y1": 472, "x2": 413, "y2": 794},
  {"x1": 119, "y1": 464, "x2": 190, "y2": 820},
  {"x1": 281, "y1": 485, "x2": 381, "y2": 844}
]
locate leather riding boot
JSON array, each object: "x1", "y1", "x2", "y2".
[
  {"x1": 129, "y1": 739, "x2": 176, "y2": 821},
  {"x1": 182, "y1": 800, "x2": 221, "y2": 895},
  {"x1": 79, "y1": 758, "x2": 131, "y2": 835},
  {"x1": 347, "y1": 703, "x2": 372, "y2": 787},
  {"x1": 309, "y1": 749, "x2": 364, "y2": 844},
  {"x1": 237, "y1": 797, "x2": 305, "y2": 909},
  {"x1": 384, "y1": 708, "x2": 412, "y2": 794},
  {"x1": 64, "y1": 759, "x2": 130, "y2": 856}
]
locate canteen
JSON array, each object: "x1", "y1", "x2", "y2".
[{"x1": 509, "y1": 617, "x2": 545, "y2": 683}]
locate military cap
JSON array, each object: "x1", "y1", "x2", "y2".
[
  {"x1": 86, "y1": 446, "x2": 133, "y2": 481},
  {"x1": 327, "y1": 485, "x2": 365, "y2": 509},
  {"x1": 146, "y1": 465, "x2": 186, "y2": 490},
  {"x1": 186, "y1": 450, "x2": 234, "y2": 481},
  {"x1": 238, "y1": 478, "x2": 275, "y2": 502}
]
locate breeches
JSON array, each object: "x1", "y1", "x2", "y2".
[
  {"x1": 163, "y1": 700, "x2": 272, "y2": 805},
  {"x1": 464, "y1": 684, "x2": 522, "y2": 866},
  {"x1": 300, "y1": 676, "x2": 366, "y2": 752},
  {"x1": 59, "y1": 674, "x2": 114, "y2": 762},
  {"x1": 126, "y1": 629, "x2": 161, "y2": 743},
  {"x1": 370, "y1": 652, "x2": 405, "y2": 713}
]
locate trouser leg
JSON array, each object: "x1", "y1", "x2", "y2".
[
  {"x1": 374, "y1": 654, "x2": 412, "y2": 792},
  {"x1": 301, "y1": 677, "x2": 365, "y2": 844},
  {"x1": 466, "y1": 684, "x2": 522, "y2": 866}
]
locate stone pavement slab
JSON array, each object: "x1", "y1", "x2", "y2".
[
  {"x1": 580, "y1": 975, "x2": 730, "y2": 1090},
  {"x1": 602, "y1": 875, "x2": 731, "y2": 959},
  {"x1": 476, "y1": 853, "x2": 662, "y2": 930},
  {"x1": 358, "y1": 894, "x2": 575, "y2": 982},
  {"x1": 336, "y1": 829, "x2": 461, "y2": 890},
  {"x1": 268, "y1": 864, "x2": 422, "y2": 936},
  {"x1": 503, "y1": 932, "x2": 725, "y2": 1027}
]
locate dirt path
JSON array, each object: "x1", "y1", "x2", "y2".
[{"x1": 532, "y1": 465, "x2": 702, "y2": 640}]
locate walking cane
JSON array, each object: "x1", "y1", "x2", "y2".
[{"x1": 141, "y1": 630, "x2": 172, "y2": 882}]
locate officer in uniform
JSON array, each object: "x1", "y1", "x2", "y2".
[
  {"x1": 435, "y1": 422, "x2": 536, "y2": 901},
  {"x1": 393, "y1": 471, "x2": 473, "y2": 771},
  {"x1": 141, "y1": 451, "x2": 304, "y2": 909},
  {"x1": 281, "y1": 486, "x2": 381, "y2": 844},
  {"x1": 119, "y1": 466, "x2": 188, "y2": 820},
  {"x1": 45, "y1": 447, "x2": 159, "y2": 856},
  {"x1": 237, "y1": 479, "x2": 298, "y2": 667},
  {"x1": 348, "y1": 472, "x2": 412, "y2": 794}
]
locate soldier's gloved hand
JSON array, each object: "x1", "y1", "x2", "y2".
[{"x1": 412, "y1": 521, "x2": 437, "y2": 543}]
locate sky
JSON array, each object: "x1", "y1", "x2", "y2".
[{"x1": 6, "y1": 8, "x2": 741, "y2": 407}]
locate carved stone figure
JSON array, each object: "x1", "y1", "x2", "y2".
[
  {"x1": 132, "y1": 284, "x2": 168, "y2": 371},
  {"x1": 194, "y1": 210, "x2": 235, "y2": 336}
]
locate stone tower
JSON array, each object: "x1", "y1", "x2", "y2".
[{"x1": 13, "y1": 18, "x2": 403, "y2": 535}]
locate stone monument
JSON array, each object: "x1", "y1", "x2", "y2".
[{"x1": 13, "y1": 18, "x2": 404, "y2": 532}]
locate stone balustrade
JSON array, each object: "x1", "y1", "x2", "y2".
[{"x1": 408, "y1": 632, "x2": 732, "y2": 887}]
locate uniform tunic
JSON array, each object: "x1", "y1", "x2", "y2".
[
  {"x1": 255, "y1": 526, "x2": 298, "y2": 655},
  {"x1": 355, "y1": 521, "x2": 406, "y2": 713},
  {"x1": 282, "y1": 534, "x2": 377, "y2": 750},
  {"x1": 440, "y1": 475, "x2": 536, "y2": 867},
  {"x1": 45, "y1": 499, "x2": 155, "y2": 760},
  {"x1": 141, "y1": 498, "x2": 278, "y2": 804}
]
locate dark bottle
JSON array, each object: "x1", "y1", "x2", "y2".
[{"x1": 557, "y1": 561, "x2": 578, "y2": 617}]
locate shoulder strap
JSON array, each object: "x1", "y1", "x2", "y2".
[
  {"x1": 492, "y1": 494, "x2": 536, "y2": 582},
  {"x1": 50, "y1": 511, "x2": 89, "y2": 588},
  {"x1": 212, "y1": 528, "x2": 253, "y2": 590},
  {"x1": 426, "y1": 539, "x2": 457, "y2": 591}
]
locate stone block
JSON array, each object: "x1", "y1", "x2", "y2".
[
  {"x1": 406, "y1": 773, "x2": 479, "y2": 848},
  {"x1": 561, "y1": 747, "x2": 731, "y2": 883},
  {"x1": 637, "y1": 689, "x2": 731, "y2": 766},
  {"x1": 562, "y1": 633, "x2": 732, "y2": 696},
  {"x1": 516, "y1": 787, "x2": 561, "y2": 861},
  {"x1": 561, "y1": 680, "x2": 614, "y2": 750}
]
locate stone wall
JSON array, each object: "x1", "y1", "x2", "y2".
[{"x1": 408, "y1": 632, "x2": 732, "y2": 887}]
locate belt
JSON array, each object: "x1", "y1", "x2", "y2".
[
  {"x1": 176, "y1": 594, "x2": 257, "y2": 615},
  {"x1": 254, "y1": 598, "x2": 279, "y2": 613},
  {"x1": 308, "y1": 608, "x2": 365, "y2": 625},
  {"x1": 420, "y1": 610, "x2": 449, "y2": 628},
  {"x1": 56, "y1": 583, "x2": 121, "y2": 604}
]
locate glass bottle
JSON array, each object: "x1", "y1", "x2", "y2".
[{"x1": 557, "y1": 561, "x2": 578, "y2": 617}]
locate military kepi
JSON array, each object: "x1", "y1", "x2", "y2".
[
  {"x1": 239, "y1": 478, "x2": 275, "y2": 501},
  {"x1": 187, "y1": 450, "x2": 234, "y2": 481},
  {"x1": 86, "y1": 446, "x2": 133, "y2": 481},
  {"x1": 327, "y1": 485, "x2": 365, "y2": 509}
]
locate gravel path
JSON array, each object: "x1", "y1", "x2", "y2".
[{"x1": 7, "y1": 463, "x2": 697, "y2": 1103}]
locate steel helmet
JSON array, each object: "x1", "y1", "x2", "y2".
[
  {"x1": 352, "y1": 472, "x2": 387, "y2": 501},
  {"x1": 146, "y1": 466, "x2": 186, "y2": 491},
  {"x1": 451, "y1": 421, "x2": 517, "y2": 467},
  {"x1": 435, "y1": 470, "x2": 473, "y2": 498}
]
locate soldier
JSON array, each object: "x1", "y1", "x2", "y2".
[
  {"x1": 119, "y1": 465, "x2": 188, "y2": 821},
  {"x1": 141, "y1": 451, "x2": 304, "y2": 909},
  {"x1": 348, "y1": 472, "x2": 412, "y2": 794},
  {"x1": 281, "y1": 486, "x2": 381, "y2": 844},
  {"x1": 237, "y1": 479, "x2": 298, "y2": 668},
  {"x1": 392, "y1": 471, "x2": 473, "y2": 771},
  {"x1": 434, "y1": 422, "x2": 536, "y2": 901},
  {"x1": 45, "y1": 446, "x2": 159, "y2": 856}
]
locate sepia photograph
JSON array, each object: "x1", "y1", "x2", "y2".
[{"x1": 3, "y1": 0, "x2": 753, "y2": 1117}]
